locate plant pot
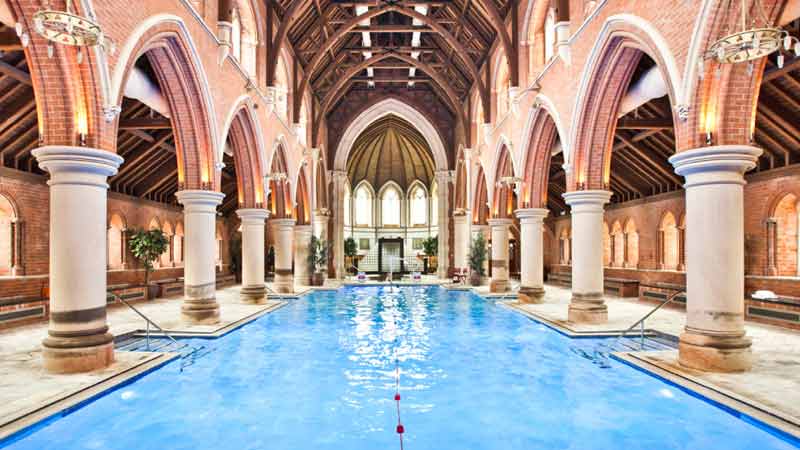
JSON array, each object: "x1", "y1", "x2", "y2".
[
  {"x1": 470, "y1": 271, "x2": 482, "y2": 287},
  {"x1": 146, "y1": 283, "x2": 161, "y2": 300},
  {"x1": 312, "y1": 271, "x2": 325, "y2": 286}
]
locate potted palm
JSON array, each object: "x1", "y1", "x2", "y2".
[
  {"x1": 128, "y1": 228, "x2": 169, "y2": 299},
  {"x1": 344, "y1": 237, "x2": 358, "y2": 273},
  {"x1": 468, "y1": 233, "x2": 487, "y2": 286},
  {"x1": 422, "y1": 236, "x2": 438, "y2": 273},
  {"x1": 308, "y1": 235, "x2": 329, "y2": 286}
]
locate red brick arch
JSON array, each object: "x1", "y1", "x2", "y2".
[
  {"x1": 112, "y1": 23, "x2": 218, "y2": 191},
  {"x1": 570, "y1": 27, "x2": 682, "y2": 191},
  {"x1": 491, "y1": 144, "x2": 515, "y2": 218},
  {"x1": 223, "y1": 105, "x2": 265, "y2": 209},
  {"x1": 295, "y1": 166, "x2": 311, "y2": 225},
  {"x1": 473, "y1": 165, "x2": 489, "y2": 225},
  {"x1": 521, "y1": 107, "x2": 559, "y2": 208},
  {"x1": 268, "y1": 141, "x2": 291, "y2": 218}
]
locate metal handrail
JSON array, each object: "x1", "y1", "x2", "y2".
[
  {"x1": 109, "y1": 292, "x2": 187, "y2": 352},
  {"x1": 603, "y1": 289, "x2": 685, "y2": 353}
]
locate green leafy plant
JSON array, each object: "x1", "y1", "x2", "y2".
[
  {"x1": 344, "y1": 237, "x2": 358, "y2": 258},
  {"x1": 468, "y1": 233, "x2": 488, "y2": 277},
  {"x1": 128, "y1": 229, "x2": 169, "y2": 286},
  {"x1": 307, "y1": 235, "x2": 329, "y2": 273},
  {"x1": 422, "y1": 236, "x2": 438, "y2": 257}
]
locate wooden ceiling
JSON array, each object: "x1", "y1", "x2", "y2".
[
  {"x1": 277, "y1": 0, "x2": 513, "y2": 116},
  {"x1": 346, "y1": 114, "x2": 435, "y2": 190}
]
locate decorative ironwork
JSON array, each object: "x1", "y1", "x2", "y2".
[{"x1": 30, "y1": 0, "x2": 116, "y2": 61}]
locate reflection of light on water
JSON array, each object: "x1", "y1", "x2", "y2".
[
  {"x1": 658, "y1": 388, "x2": 675, "y2": 399},
  {"x1": 120, "y1": 390, "x2": 136, "y2": 400}
]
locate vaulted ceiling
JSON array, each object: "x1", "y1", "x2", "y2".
[
  {"x1": 276, "y1": 0, "x2": 513, "y2": 119},
  {"x1": 346, "y1": 114, "x2": 435, "y2": 190}
]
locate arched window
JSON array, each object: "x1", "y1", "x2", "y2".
[
  {"x1": 770, "y1": 194, "x2": 800, "y2": 276},
  {"x1": 161, "y1": 222, "x2": 174, "y2": 267},
  {"x1": 611, "y1": 220, "x2": 623, "y2": 267},
  {"x1": 624, "y1": 219, "x2": 639, "y2": 268},
  {"x1": 0, "y1": 195, "x2": 17, "y2": 276},
  {"x1": 544, "y1": 8, "x2": 556, "y2": 62},
  {"x1": 344, "y1": 185, "x2": 352, "y2": 226},
  {"x1": 174, "y1": 222, "x2": 184, "y2": 265},
  {"x1": 659, "y1": 212, "x2": 679, "y2": 270},
  {"x1": 107, "y1": 214, "x2": 126, "y2": 270},
  {"x1": 381, "y1": 185, "x2": 402, "y2": 226},
  {"x1": 409, "y1": 184, "x2": 428, "y2": 226},
  {"x1": 430, "y1": 181, "x2": 439, "y2": 226},
  {"x1": 354, "y1": 183, "x2": 373, "y2": 227},
  {"x1": 602, "y1": 221, "x2": 611, "y2": 267}
]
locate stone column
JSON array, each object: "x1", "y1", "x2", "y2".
[
  {"x1": 453, "y1": 211, "x2": 471, "y2": 271},
  {"x1": 515, "y1": 208, "x2": 549, "y2": 303},
  {"x1": 331, "y1": 170, "x2": 347, "y2": 278},
  {"x1": 32, "y1": 146, "x2": 123, "y2": 373},
  {"x1": 488, "y1": 218, "x2": 512, "y2": 292},
  {"x1": 176, "y1": 190, "x2": 225, "y2": 325},
  {"x1": 669, "y1": 145, "x2": 761, "y2": 372},
  {"x1": 312, "y1": 209, "x2": 330, "y2": 241},
  {"x1": 435, "y1": 170, "x2": 450, "y2": 278},
  {"x1": 271, "y1": 218, "x2": 296, "y2": 292},
  {"x1": 293, "y1": 224, "x2": 312, "y2": 287},
  {"x1": 563, "y1": 190, "x2": 613, "y2": 324},
  {"x1": 236, "y1": 208, "x2": 269, "y2": 303}
]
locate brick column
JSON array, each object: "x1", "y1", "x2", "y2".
[
  {"x1": 516, "y1": 208, "x2": 549, "y2": 303},
  {"x1": 33, "y1": 146, "x2": 123, "y2": 373},
  {"x1": 488, "y1": 218, "x2": 512, "y2": 292},
  {"x1": 236, "y1": 208, "x2": 269, "y2": 303},
  {"x1": 670, "y1": 145, "x2": 761, "y2": 372},
  {"x1": 176, "y1": 190, "x2": 225, "y2": 325},
  {"x1": 563, "y1": 190, "x2": 612, "y2": 324},
  {"x1": 332, "y1": 170, "x2": 347, "y2": 278},
  {"x1": 435, "y1": 170, "x2": 450, "y2": 279}
]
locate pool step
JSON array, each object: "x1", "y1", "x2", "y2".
[
  {"x1": 115, "y1": 335, "x2": 213, "y2": 371},
  {"x1": 571, "y1": 335, "x2": 677, "y2": 368}
]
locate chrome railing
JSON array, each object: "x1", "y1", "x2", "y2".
[{"x1": 109, "y1": 292, "x2": 210, "y2": 371}]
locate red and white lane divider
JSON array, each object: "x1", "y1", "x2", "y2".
[{"x1": 394, "y1": 356, "x2": 405, "y2": 449}]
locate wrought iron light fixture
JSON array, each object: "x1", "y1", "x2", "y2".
[
  {"x1": 701, "y1": 0, "x2": 798, "y2": 75},
  {"x1": 28, "y1": 0, "x2": 116, "y2": 62}
]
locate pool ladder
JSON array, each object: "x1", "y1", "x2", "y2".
[
  {"x1": 110, "y1": 292, "x2": 213, "y2": 371},
  {"x1": 572, "y1": 290, "x2": 684, "y2": 368}
]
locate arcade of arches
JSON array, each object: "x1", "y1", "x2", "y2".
[{"x1": 1, "y1": 0, "x2": 800, "y2": 377}]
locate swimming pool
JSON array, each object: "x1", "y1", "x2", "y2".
[{"x1": 2, "y1": 286, "x2": 797, "y2": 449}]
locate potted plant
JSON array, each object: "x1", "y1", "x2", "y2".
[
  {"x1": 128, "y1": 228, "x2": 169, "y2": 299},
  {"x1": 308, "y1": 235, "x2": 329, "y2": 286},
  {"x1": 468, "y1": 233, "x2": 487, "y2": 286},
  {"x1": 344, "y1": 237, "x2": 358, "y2": 273},
  {"x1": 422, "y1": 236, "x2": 438, "y2": 273}
]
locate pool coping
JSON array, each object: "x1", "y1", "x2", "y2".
[
  {"x1": 614, "y1": 352, "x2": 800, "y2": 441},
  {"x1": 0, "y1": 352, "x2": 178, "y2": 442},
  {"x1": 500, "y1": 300, "x2": 800, "y2": 441}
]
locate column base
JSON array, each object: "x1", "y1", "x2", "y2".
[
  {"x1": 274, "y1": 271, "x2": 294, "y2": 293},
  {"x1": 568, "y1": 292, "x2": 607, "y2": 324},
  {"x1": 678, "y1": 328, "x2": 753, "y2": 372},
  {"x1": 42, "y1": 330, "x2": 114, "y2": 374},
  {"x1": 490, "y1": 279, "x2": 509, "y2": 293},
  {"x1": 518, "y1": 286, "x2": 545, "y2": 303},
  {"x1": 240, "y1": 285, "x2": 266, "y2": 304},
  {"x1": 181, "y1": 299, "x2": 220, "y2": 324}
]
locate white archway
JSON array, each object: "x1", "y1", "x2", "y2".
[{"x1": 333, "y1": 98, "x2": 448, "y2": 171}]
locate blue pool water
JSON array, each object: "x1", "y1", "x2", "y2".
[{"x1": 3, "y1": 286, "x2": 797, "y2": 449}]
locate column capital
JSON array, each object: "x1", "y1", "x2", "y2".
[
  {"x1": 435, "y1": 169, "x2": 452, "y2": 183},
  {"x1": 236, "y1": 208, "x2": 269, "y2": 223},
  {"x1": 669, "y1": 145, "x2": 761, "y2": 187},
  {"x1": 515, "y1": 208, "x2": 549, "y2": 222},
  {"x1": 176, "y1": 190, "x2": 225, "y2": 211},
  {"x1": 270, "y1": 217, "x2": 297, "y2": 228},
  {"x1": 331, "y1": 169, "x2": 348, "y2": 182},
  {"x1": 563, "y1": 190, "x2": 612, "y2": 211},
  {"x1": 33, "y1": 146, "x2": 124, "y2": 185},
  {"x1": 487, "y1": 217, "x2": 513, "y2": 227}
]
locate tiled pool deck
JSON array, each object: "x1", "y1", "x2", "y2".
[{"x1": 505, "y1": 284, "x2": 800, "y2": 437}]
